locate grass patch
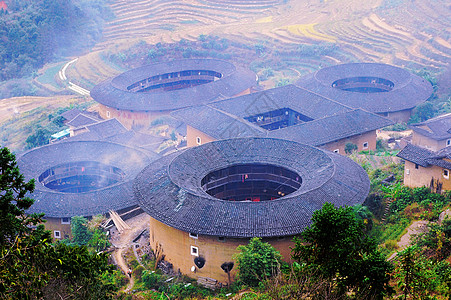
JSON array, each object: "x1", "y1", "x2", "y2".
[{"x1": 36, "y1": 62, "x2": 66, "y2": 88}]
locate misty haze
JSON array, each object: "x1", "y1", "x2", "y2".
[{"x1": 1, "y1": 0, "x2": 451, "y2": 299}]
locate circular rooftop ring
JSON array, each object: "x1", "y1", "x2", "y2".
[
  {"x1": 134, "y1": 138, "x2": 370, "y2": 238},
  {"x1": 90, "y1": 59, "x2": 257, "y2": 112},
  {"x1": 18, "y1": 141, "x2": 155, "y2": 218},
  {"x1": 296, "y1": 63, "x2": 433, "y2": 114}
]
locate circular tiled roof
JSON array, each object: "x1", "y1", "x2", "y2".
[
  {"x1": 296, "y1": 63, "x2": 433, "y2": 114},
  {"x1": 18, "y1": 141, "x2": 155, "y2": 218},
  {"x1": 90, "y1": 59, "x2": 256, "y2": 112},
  {"x1": 134, "y1": 138, "x2": 370, "y2": 238}
]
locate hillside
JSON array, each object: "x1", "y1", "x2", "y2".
[
  {"x1": 1, "y1": 0, "x2": 450, "y2": 152},
  {"x1": 70, "y1": 0, "x2": 450, "y2": 83}
]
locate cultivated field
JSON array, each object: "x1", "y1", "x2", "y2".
[
  {"x1": 62, "y1": 0, "x2": 451, "y2": 86},
  {"x1": 2, "y1": 0, "x2": 450, "y2": 152}
]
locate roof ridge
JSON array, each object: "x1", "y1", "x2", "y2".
[
  {"x1": 412, "y1": 112, "x2": 451, "y2": 126},
  {"x1": 87, "y1": 117, "x2": 127, "y2": 130},
  {"x1": 293, "y1": 85, "x2": 354, "y2": 111},
  {"x1": 205, "y1": 104, "x2": 267, "y2": 134}
]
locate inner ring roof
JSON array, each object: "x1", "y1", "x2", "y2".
[
  {"x1": 134, "y1": 138, "x2": 370, "y2": 238},
  {"x1": 295, "y1": 63, "x2": 433, "y2": 114},
  {"x1": 90, "y1": 59, "x2": 256, "y2": 112},
  {"x1": 19, "y1": 141, "x2": 155, "y2": 218}
]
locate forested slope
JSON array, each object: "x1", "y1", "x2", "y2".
[{"x1": 0, "y1": 0, "x2": 112, "y2": 81}]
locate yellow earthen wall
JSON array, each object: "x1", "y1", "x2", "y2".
[
  {"x1": 232, "y1": 87, "x2": 252, "y2": 97},
  {"x1": 97, "y1": 84, "x2": 252, "y2": 131},
  {"x1": 403, "y1": 161, "x2": 451, "y2": 191},
  {"x1": 377, "y1": 109, "x2": 412, "y2": 123},
  {"x1": 321, "y1": 131, "x2": 377, "y2": 155},
  {"x1": 411, "y1": 133, "x2": 447, "y2": 151},
  {"x1": 98, "y1": 104, "x2": 167, "y2": 130},
  {"x1": 150, "y1": 218, "x2": 295, "y2": 284},
  {"x1": 186, "y1": 125, "x2": 217, "y2": 148},
  {"x1": 43, "y1": 217, "x2": 72, "y2": 240}
]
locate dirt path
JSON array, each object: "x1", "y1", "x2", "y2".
[
  {"x1": 388, "y1": 220, "x2": 429, "y2": 260},
  {"x1": 110, "y1": 213, "x2": 150, "y2": 293},
  {"x1": 112, "y1": 247, "x2": 135, "y2": 293}
]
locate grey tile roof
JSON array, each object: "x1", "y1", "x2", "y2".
[
  {"x1": 210, "y1": 84, "x2": 350, "y2": 119},
  {"x1": 90, "y1": 59, "x2": 256, "y2": 112},
  {"x1": 59, "y1": 118, "x2": 163, "y2": 156},
  {"x1": 171, "y1": 85, "x2": 393, "y2": 146},
  {"x1": 397, "y1": 143, "x2": 451, "y2": 169},
  {"x1": 61, "y1": 108, "x2": 82, "y2": 121},
  {"x1": 269, "y1": 109, "x2": 393, "y2": 146},
  {"x1": 296, "y1": 63, "x2": 433, "y2": 114},
  {"x1": 83, "y1": 118, "x2": 127, "y2": 140},
  {"x1": 134, "y1": 138, "x2": 370, "y2": 238},
  {"x1": 18, "y1": 141, "x2": 156, "y2": 218},
  {"x1": 409, "y1": 113, "x2": 451, "y2": 141},
  {"x1": 172, "y1": 105, "x2": 266, "y2": 140},
  {"x1": 64, "y1": 118, "x2": 127, "y2": 142},
  {"x1": 106, "y1": 130, "x2": 165, "y2": 145},
  {"x1": 396, "y1": 143, "x2": 434, "y2": 167},
  {"x1": 66, "y1": 113, "x2": 100, "y2": 128},
  {"x1": 105, "y1": 130, "x2": 167, "y2": 153}
]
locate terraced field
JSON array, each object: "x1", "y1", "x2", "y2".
[
  {"x1": 70, "y1": 0, "x2": 450, "y2": 86},
  {"x1": 96, "y1": 0, "x2": 282, "y2": 49},
  {"x1": 2, "y1": 0, "x2": 450, "y2": 155}
]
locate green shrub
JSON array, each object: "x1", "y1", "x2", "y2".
[
  {"x1": 384, "y1": 240, "x2": 398, "y2": 251},
  {"x1": 133, "y1": 265, "x2": 145, "y2": 279},
  {"x1": 345, "y1": 142, "x2": 358, "y2": 154},
  {"x1": 142, "y1": 271, "x2": 163, "y2": 290},
  {"x1": 234, "y1": 237, "x2": 282, "y2": 287},
  {"x1": 383, "y1": 122, "x2": 408, "y2": 131}
]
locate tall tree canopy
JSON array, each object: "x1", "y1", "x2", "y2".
[
  {"x1": 0, "y1": 147, "x2": 39, "y2": 243},
  {"x1": 0, "y1": 147, "x2": 117, "y2": 299},
  {"x1": 291, "y1": 202, "x2": 393, "y2": 299},
  {"x1": 0, "y1": 0, "x2": 112, "y2": 81}
]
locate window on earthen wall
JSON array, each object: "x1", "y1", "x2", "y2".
[{"x1": 190, "y1": 246, "x2": 199, "y2": 256}]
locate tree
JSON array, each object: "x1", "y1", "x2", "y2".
[
  {"x1": 395, "y1": 246, "x2": 440, "y2": 299},
  {"x1": 234, "y1": 237, "x2": 283, "y2": 287},
  {"x1": 71, "y1": 216, "x2": 93, "y2": 246},
  {"x1": 0, "y1": 147, "x2": 40, "y2": 244},
  {"x1": 0, "y1": 0, "x2": 112, "y2": 81},
  {"x1": 0, "y1": 147, "x2": 118, "y2": 299},
  {"x1": 25, "y1": 127, "x2": 51, "y2": 149},
  {"x1": 291, "y1": 202, "x2": 393, "y2": 298},
  {"x1": 409, "y1": 102, "x2": 435, "y2": 123},
  {"x1": 345, "y1": 142, "x2": 358, "y2": 154},
  {"x1": 66, "y1": 216, "x2": 111, "y2": 252}
]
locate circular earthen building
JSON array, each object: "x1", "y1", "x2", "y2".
[
  {"x1": 90, "y1": 59, "x2": 257, "y2": 129},
  {"x1": 296, "y1": 63, "x2": 433, "y2": 122},
  {"x1": 19, "y1": 141, "x2": 155, "y2": 239},
  {"x1": 134, "y1": 137, "x2": 370, "y2": 283}
]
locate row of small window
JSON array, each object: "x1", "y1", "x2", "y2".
[
  {"x1": 333, "y1": 142, "x2": 369, "y2": 154},
  {"x1": 190, "y1": 232, "x2": 225, "y2": 241}
]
